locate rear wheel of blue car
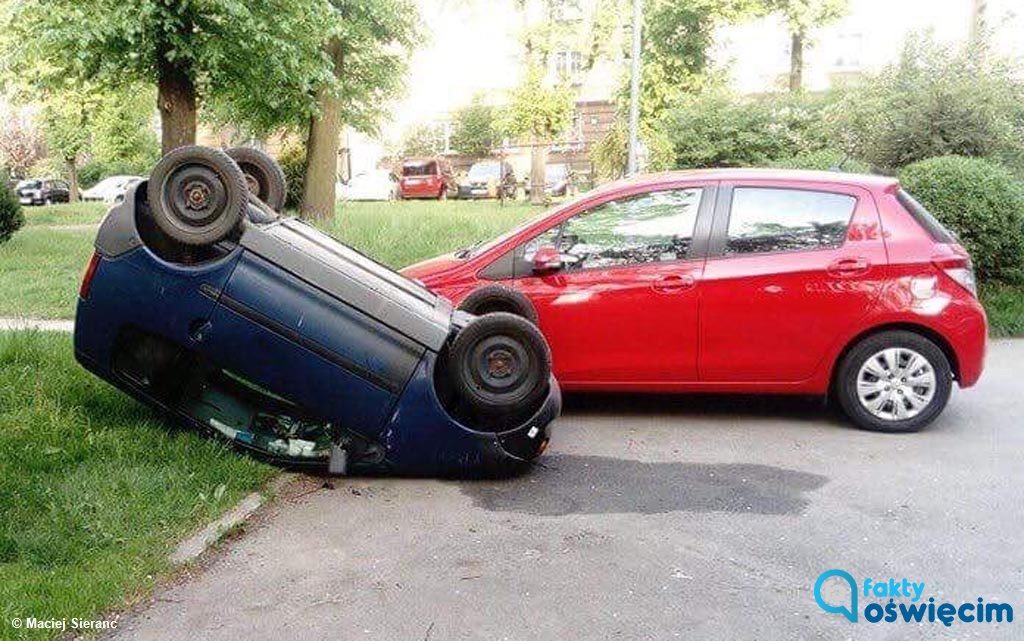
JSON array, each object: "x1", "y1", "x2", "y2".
[
  {"x1": 148, "y1": 145, "x2": 249, "y2": 246},
  {"x1": 226, "y1": 147, "x2": 287, "y2": 212},
  {"x1": 450, "y1": 312, "x2": 551, "y2": 425}
]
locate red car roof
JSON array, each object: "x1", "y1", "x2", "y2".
[{"x1": 594, "y1": 168, "x2": 899, "y2": 196}]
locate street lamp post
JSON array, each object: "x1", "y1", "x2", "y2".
[{"x1": 626, "y1": 0, "x2": 643, "y2": 177}]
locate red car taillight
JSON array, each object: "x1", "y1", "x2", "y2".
[
  {"x1": 79, "y1": 252, "x2": 101, "y2": 300},
  {"x1": 932, "y1": 251, "x2": 977, "y2": 298}
]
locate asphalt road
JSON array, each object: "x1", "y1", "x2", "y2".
[{"x1": 104, "y1": 340, "x2": 1024, "y2": 641}]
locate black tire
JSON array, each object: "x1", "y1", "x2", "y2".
[
  {"x1": 835, "y1": 330, "x2": 952, "y2": 433},
  {"x1": 458, "y1": 284, "x2": 540, "y2": 325},
  {"x1": 147, "y1": 146, "x2": 248, "y2": 246},
  {"x1": 449, "y1": 312, "x2": 551, "y2": 421},
  {"x1": 225, "y1": 147, "x2": 287, "y2": 212}
]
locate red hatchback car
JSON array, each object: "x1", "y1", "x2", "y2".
[
  {"x1": 403, "y1": 169, "x2": 987, "y2": 432},
  {"x1": 398, "y1": 158, "x2": 454, "y2": 200}
]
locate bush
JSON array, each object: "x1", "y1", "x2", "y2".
[
  {"x1": 658, "y1": 89, "x2": 837, "y2": 169},
  {"x1": 767, "y1": 150, "x2": 871, "y2": 174},
  {"x1": 0, "y1": 173, "x2": 25, "y2": 244},
  {"x1": 276, "y1": 141, "x2": 307, "y2": 210},
  {"x1": 836, "y1": 36, "x2": 1024, "y2": 174},
  {"x1": 899, "y1": 156, "x2": 1024, "y2": 283},
  {"x1": 78, "y1": 159, "x2": 151, "y2": 189}
]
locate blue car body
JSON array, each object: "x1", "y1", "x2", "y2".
[{"x1": 74, "y1": 183, "x2": 559, "y2": 476}]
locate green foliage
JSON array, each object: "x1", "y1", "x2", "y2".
[
  {"x1": 277, "y1": 141, "x2": 308, "y2": 211},
  {"x1": 767, "y1": 149, "x2": 870, "y2": 174},
  {"x1": 2, "y1": 0, "x2": 338, "y2": 138},
  {"x1": 450, "y1": 99, "x2": 498, "y2": 157},
  {"x1": 766, "y1": 0, "x2": 848, "y2": 36},
  {"x1": 38, "y1": 86, "x2": 95, "y2": 167},
  {"x1": 400, "y1": 123, "x2": 446, "y2": 159},
  {"x1": 328, "y1": 0, "x2": 420, "y2": 136},
  {"x1": 834, "y1": 36, "x2": 1024, "y2": 174},
  {"x1": 77, "y1": 160, "x2": 142, "y2": 189},
  {"x1": 630, "y1": 0, "x2": 762, "y2": 122},
  {"x1": 0, "y1": 171, "x2": 24, "y2": 244},
  {"x1": 90, "y1": 87, "x2": 160, "y2": 174},
  {"x1": 979, "y1": 282, "x2": 1024, "y2": 337},
  {"x1": 590, "y1": 121, "x2": 674, "y2": 182},
  {"x1": 658, "y1": 89, "x2": 836, "y2": 168},
  {"x1": 499, "y1": 66, "x2": 575, "y2": 141},
  {"x1": 899, "y1": 156, "x2": 1024, "y2": 283}
]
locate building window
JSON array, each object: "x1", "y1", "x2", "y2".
[
  {"x1": 834, "y1": 32, "x2": 864, "y2": 69},
  {"x1": 553, "y1": 50, "x2": 583, "y2": 81}
]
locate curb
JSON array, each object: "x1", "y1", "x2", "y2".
[
  {"x1": 170, "y1": 473, "x2": 295, "y2": 566},
  {"x1": 0, "y1": 318, "x2": 74, "y2": 332}
]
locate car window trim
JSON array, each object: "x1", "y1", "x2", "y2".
[
  {"x1": 509, "y1": 184, "x2": 717, "y2": 277},
  {"x1": 708, "y1": 183, "x2": 860, "y2": 259}
]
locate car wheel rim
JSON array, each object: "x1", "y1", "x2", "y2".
[
  {"x1": 465, "y1": 335, "x2": 531, "y2": 401},
  {"x1": 856, "y1": 347, "x2": 937, "y2": 421}
]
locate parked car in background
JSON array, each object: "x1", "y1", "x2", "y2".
[
  {"x1": 81, "y1": 175, "x2": 144, "y2": 204},
  {"x1": 404, "y1": 168, "x2": 988, "y2": 433},
  {"x1": 458, "y1": 161, "x2": 517, "y2": 200},
  {"x1": 398, "y1": 158, "x2": 455, "y2": 200},
  {"x1": 16, "y1": 178, "x2": 70, "y2": 205},
  {"x1": 337, "y1": 169, "x2": 399, "y2": 201},
  {"x1": 524, "y1": 163, "x2": 571, "y2": 198}
]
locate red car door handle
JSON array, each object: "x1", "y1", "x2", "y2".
[
  {"x1": 828, "y1": 257, "x2": 871, "y2": 276},
  {"x1": 652, "y1": 274, "x2": 696, "y2": 293}
]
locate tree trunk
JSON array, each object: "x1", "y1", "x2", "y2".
[
  {"x1": 788, "y1": 31, "x2": 804, "y2": 93},
  {"x1": 157, "y1": 60, "x2": 197, "y2": 154},
  {"x1": 301, "y1": 38, "x2": 344, "y2": 221},
  {"x1": 65, "y1": 158, "x2": 79, "y2": 202},
  {"x1": 529, "y1": 137, "x2": 546, "y2": 205}
]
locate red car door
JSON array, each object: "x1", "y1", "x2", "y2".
[
  {"x1": 512, "y1": 186, "x2": 714, "y2": 387},
  {"x1": 699, "y1": 181, "x2": 888, "y2": 384}
]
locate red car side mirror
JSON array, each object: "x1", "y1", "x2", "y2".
[{"x1": 532, "y1": 245, "x2": 563, "y2": 274}]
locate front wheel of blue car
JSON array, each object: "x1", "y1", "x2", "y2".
[
  {"x1": 148, "y1": 145, "x2": 249, "y2": 246},
  {"x1": 450, "y1": 312, "x2": 551, "y2": 424}
]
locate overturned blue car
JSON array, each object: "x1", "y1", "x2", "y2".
[{"x1": 74, "y1": 146, "x2": 559, "y2": 476}]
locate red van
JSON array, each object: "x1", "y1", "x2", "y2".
[
  {"x1": 398, "y1": 158, "x2": 454, "y2": 200},
  {"x1": 403, "y1": 168, "x2": 988, "y2": 433}
]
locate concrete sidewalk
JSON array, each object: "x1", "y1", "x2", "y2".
[
  {"x1": 0, "y1": 318, "x2": 73, "y2": 332},
  {"x1": 103, "y1": 340, "x2": 1024, "y2": 641}
]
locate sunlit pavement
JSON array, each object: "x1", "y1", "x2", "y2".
[{"x1": 104, "y1": 340, "x2": 1024, "y2": 641}]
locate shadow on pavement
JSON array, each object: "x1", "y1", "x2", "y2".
[
  {"x1": 561, "y1": 392, "x2": 842, "y2": 425},
  {"x1": 460, "y1": 455, "x2": 828, "y2": 516}
]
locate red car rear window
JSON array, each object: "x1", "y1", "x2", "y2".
[{"x1": 402, "y1": 162, "x2": 437, "y2": 177}]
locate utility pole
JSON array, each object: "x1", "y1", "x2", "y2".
[
  {"x1": 969, "y1": 0, "x2": 987, "y2": 46},
  {"x1": 626, "y1": 0, "x2": 643, "y2": 176}
]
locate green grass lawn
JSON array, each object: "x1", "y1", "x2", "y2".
[
  {"x1": 0, "y1": 227, "x2": 97, "y2": 319},
  {"x1": 21, "y1": 202, "x2": 109, "y2": 227},
  {"x1": 0, "y1": 200, "x2": 542, "y2": 320},
  {"x1": 0, "y1": 331, "x2": 276, "y2": 641}
]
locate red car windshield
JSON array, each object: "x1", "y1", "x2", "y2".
[
  {"x1": 402, "y1": 162, "x2": 437, "y2": 177},
  {"x1": 460, "y1": 203, "x2": 568, "y2": 258}
]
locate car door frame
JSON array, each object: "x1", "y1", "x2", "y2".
[
  {"x1": 499, "y1": 180, "x2": 721, "y2": 386},
  {"x1": 699, "y1": 179, "x2": 888, "y2": 387}
]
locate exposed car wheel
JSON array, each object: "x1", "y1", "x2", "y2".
[
  {"x1": 449, "y1": 312, "x2": 551, "y2": 423},
  {"x1": 225, "y1": 147, "x2": 287, "y2": 212},
  {"x1": 148, "y1": 145, "x2": 249, "y2": 246},
  {"x1": 458, "y1": 284, "x2": 540, "y2": 325},
  {"x1": 835, "y1": 330, "x2": 952, "y2": 433},
  {"x1": 44, "y1": 197, "x2": 53, "y2": 206}
]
